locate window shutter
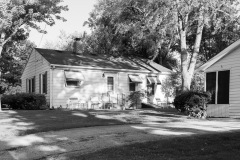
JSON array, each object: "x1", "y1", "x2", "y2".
[
  {"x1": 39, "y1": 74, "x2": 41, "y2": 94},
  {"x1": 26, "y1": 79, "x2": 28, "y2": 92},
  {"x1": 45, "y1": 71, "x2": 47, "y2": 94},
  {"x1": 33, "y1": 76, "x2": 35, "y2": 93}
]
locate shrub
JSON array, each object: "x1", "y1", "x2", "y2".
[
  {"x1": 2, "y1": 93, "x2": 47, "y2": 110},
  {"x1": 127, "y1": 90, "x2": 146, "y2": 109},
  {"x1": 173, "y1": 91, "x2": 211, "y2": 118}
]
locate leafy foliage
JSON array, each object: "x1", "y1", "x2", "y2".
[
  {"x1": 0, "y1": 0, "x2": 68, "y2": 54},
  {"x1": 85, "y1": 0, "x2": 240, "y2": 91},
  {"x1": 2, "y1": 93, "x2": 47, "y2": 110},
  {"x1": 43, "y1": 30, "x2": 85, "y2": 51},
  {"x1": 84, "y1": 0, "x2": 178, "y2": 69},
  {"x1": 173, "y1": 91, "x2": 211, "y2": 118},
  {"x1": 127, "y1": 90, "x2": 146, "y2": 109}
]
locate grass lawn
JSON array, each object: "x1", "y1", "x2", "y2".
[
  {"x1": 0, "y1": 108, "x2": 182, "y2": 135},
  {"x1": 73, "y1": 131, "x2": 240, "y2": 160}
]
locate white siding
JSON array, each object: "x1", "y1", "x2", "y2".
[
  {"x1": 21, "y1": 50, "x2": 50, "y2": 104},
  {"x1": 206, "y1": 46, "x2": 240, "y2": 117},
  {"x1": 51, "y1": 68, "x2": 166, "y2": 108}
]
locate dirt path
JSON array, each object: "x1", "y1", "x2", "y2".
[{"x1": 1, "y1": 118, "x2": 240, "y2": 160}]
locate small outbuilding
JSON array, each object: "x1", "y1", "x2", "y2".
[
  {"x1": 198, "y1": 39, "x2": 240, "y2": 117},
  {"x1": 21, "y1": 48, "x2": 172, "y2": 109}
]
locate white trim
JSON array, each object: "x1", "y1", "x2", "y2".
[
  {"x1": 51, "y1": 64, "x2": 157, "y2": 74},
  {"x1": 198, "y1": 39, "x2": 240, "y2": 72},
  {"x1": 215, "y1": 71, "x2": 218, "y2": 104},
  {"x1": 106, "y1": 76, "x2": 115, "y2": 93},
  {"x1": 50, "y1": 69, "x2": 53, "y2": 107},
  {"x1": 206, "y1": 70, "x2": 230, "y2": 105},
  {"x1": 204, "y1": 72, "x2": 206, "y2": 92}
]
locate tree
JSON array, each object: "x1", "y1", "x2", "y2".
[
  {"x1": 0, "y1": 0, "x2": 68, "y2": 110},
  {"x1": 0, "y1": 40, "x2": 36, "y2": 86},
  {"x1": 87, "y1": 0, "x2": 240, "y2": 91},
  {"x1": 85, "y1": 0, "x2": 178, "y2": 69},
  {"x1": 198, "y1": 21, "x2": 240, "y2": 63},
  {"x1": 171, "y1": 0, "x2": 239, "y2": 90},
  {"x1": 43, "y1": 30, "x2": 86, "y2": 51},
  {"x1": 0, "y1": 0, "x2": 68, "y2": 55}
]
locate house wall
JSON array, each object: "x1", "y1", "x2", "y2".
[
  {"x1": 205, "y1": 46, "x2": 240, "y2": 117},
  {"x1": 50, "y1": 68, "x2": 166, "y2": 108},
  {"x1": 21, "y1": 50, "x2": 50, "y2": 104}
]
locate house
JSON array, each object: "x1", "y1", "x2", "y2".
[
  {"x1": 198, "y1": 39, "x2": 240, "y2": 117},
  {"x1": 21, "y1": 48, "x2": 172, "y2": 109}
]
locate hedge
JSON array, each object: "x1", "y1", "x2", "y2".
[{"x1": 2, "y1": 93, "x2": 47, "y2": 110}]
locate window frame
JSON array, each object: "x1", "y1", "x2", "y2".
[
  {"x1": 205, "y1": 70, "x2": 230, "y2": 105},
  {"x1": 26, "y1": 76, "x2": 35, "y2": 93},
  {"x1": 129, "y1": 77, "x2": 138, "y2": 92},
  {"x1": 107, "y1": 76, "x2": 114, "y2": 92},
  {"x1": 39, "y1": 72, "x2": 47, "y2": 94},
  {"x1": 147, "y1": 79, "x2": 155, "y2": 96},
  {"x1": 64, "y1": 71, "x2": 83, "y2": 88}
]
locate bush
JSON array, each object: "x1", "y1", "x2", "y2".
[
  {"x1": 2, "y1": 93, "x2": 47, "y2": 110},
  {"x1": 173, "y1": 91, "x2": 211, "y2": 118},
  {"x1": 128, "y1": 90, "x2": 146, "y2": 109}
]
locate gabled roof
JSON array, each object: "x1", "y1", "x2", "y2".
[
  {"x1": 198, "y1": 39, "x2": 240, "y2": 71},
  {"x1": 35, "y1": 48, "x2": 172, "y2": 73}
]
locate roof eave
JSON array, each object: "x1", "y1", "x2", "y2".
[
  {"x1": 51, "y1": 64, "x2": 154, "y2": 73},
  {"x1": 197, "y1": 39, "x2": 240, "y2": 72}
]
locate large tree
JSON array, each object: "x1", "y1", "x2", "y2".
[
  {"x1": 87, "y1": 0, "x2": 239, "y2": 91},
  {"x1": 0, "y1": 0, "x2": 68, "y2": 55},
  {"x1": 0, "y1": 0, "x2": 68, "y2": 110}
]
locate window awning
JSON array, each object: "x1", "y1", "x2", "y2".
[
  {"x1": 147, "y1": 76, "x2": 161, "y2": 85},
  {"x1": 64, "y1": 71, "x2": 84, "y2": 81},
  {"x1": 129, "y1": 75, "x2": 142, "y2": 83}
]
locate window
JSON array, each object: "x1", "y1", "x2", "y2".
[
  {"x1": 217, "y1": 70, "x2": 230, "y2": 104},
  {"x1": 107, "y1": 77, "x2": 114, "y2": 91},
  {"x1": 146, "y1": 76, "x2": 160, "y2": 96},
  {"x1": 26, "y1": 77, "x2": 35, "y2": 93},
  {"x1": 206, "y1": 70, "x2": 230, "y2": 104},
  {"x1": 206, "y1": 72, "x2": 216, "y2": 104},
  {"x1": 128, "y1": 75, "x2": 142, "y2": 92},
  {"x1": 39, "y1": 72, "x2": 47, "y2": 94},
  {"x1": 64, "y1": 71, "x2": 84, "y2": 87},
  {"x1": 129, "y1": 81, "x2": 136, "y2": 92},
  {"x1": 147, "y1": 81, "x2": 154, "y2": 96}
]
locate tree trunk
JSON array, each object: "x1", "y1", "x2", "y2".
[
  {"x1": 0, "y1": 46, "x2": 3, "y2": 55},
  {"x1": 180, "y1": 29, "x2": 191, "y2": 91},
  {"x1": 180, "y1": 9, "x2": 204, "y2": 91},
  {"x1": 0, "y1": 46, "x2": 2, "y2": 111}
]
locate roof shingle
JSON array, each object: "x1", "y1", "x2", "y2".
[{"x1": 35, "y1": 48, "x2": 172, "y2": 73}]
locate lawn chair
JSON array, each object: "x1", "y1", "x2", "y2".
[
  {"x1": 78, "y1": 99, "x2": 88, "y2": 110},
  {"x1": 109, "y1": 95, "x2": 118, "y2": 109},
  {"x1": 156, "y1": 98, "x2": 168, "y2": 108},
  {"x1": 90, "y1": 96, "x2": 101, "y2": 109},
  {"x1": 101, "y1": 95, "x2": 111, "y2": 109},
  {"x1": 67, "y1": 97, "x2": 79, "y2": 109}
]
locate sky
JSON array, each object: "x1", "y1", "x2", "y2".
[{"x1": 28, "y1": 0, "x2": 97, "y2": 47}]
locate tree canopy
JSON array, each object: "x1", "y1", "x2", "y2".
[
  {"x1": 85, "y1": 0, "x2": 240, "y2": 91},
  {"x1": 0, "y1": 0, "x2": 68, "y2": 55}
]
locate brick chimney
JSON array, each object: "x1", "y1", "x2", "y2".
[{"x1": 73, "y1": 38, "x2": 81, "y2": 54}]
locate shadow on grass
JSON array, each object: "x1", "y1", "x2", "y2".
[
  {"x1": 69, "y1": 131, "x2": 240, "y2": 160},
  {"x1": 0, "y1": 109, "x2": 129, "y2": 136},
  {"x1": 1, "y1": 108, "x2": 240, "y2": 160}
]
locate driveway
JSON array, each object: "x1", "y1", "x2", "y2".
[{"x1": 1, "y1": 109, "x2": 240, "y2": 160}]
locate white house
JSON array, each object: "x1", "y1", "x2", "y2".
[
  {"x1": 198, "y1": 39, "x2": 240, "y2": 117},
  {"x1": 21, "y1": 48, "x2": 172, "y2": 109}
]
